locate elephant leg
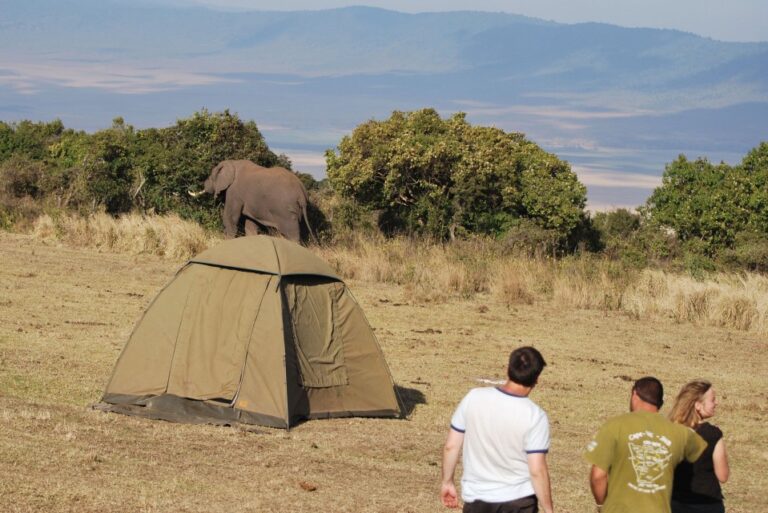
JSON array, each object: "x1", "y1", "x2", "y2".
[
  {"x1": 222, "y1": 197, "x2": 243, "y2": 238},
  {"x1": 280, "y1": 215, "x2": 301, "y2": 243},
  {"x1": 244, "y1": 218, "x2": 260, "y2": 236},
  {"x1": 283, "y1": 225, "x2": 300, "y2": 243}
]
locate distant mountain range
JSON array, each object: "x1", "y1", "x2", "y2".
[{"x1": 1, "y1": 0, "x2": 767, "y2": 209}]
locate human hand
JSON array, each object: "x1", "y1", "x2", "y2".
[{"x1": 440, "y1": 482, "x2": 459, "y2": 508}]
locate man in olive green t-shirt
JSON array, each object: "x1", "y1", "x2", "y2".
[{"x1": 584, "y1": 377, "x2": 707, "y2": 513}]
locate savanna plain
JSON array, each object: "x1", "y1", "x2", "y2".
[{"x1": 1, "y1": 218, "x2": 766, "y2": 513}]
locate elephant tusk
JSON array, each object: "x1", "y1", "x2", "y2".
[{"x1": 188, "y1": 189, "x2": 206, "y2": 198}]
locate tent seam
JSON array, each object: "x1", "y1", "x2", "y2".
[
  {"x1": 163, "y1": 266, "x2": 204, "y2": 394},
  {"x1": 230, "y1": 275, "x2": 272, "y2": 409}
]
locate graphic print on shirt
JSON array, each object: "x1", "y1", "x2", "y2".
[{"x1": 627, "y1": 431, "x2": 673, "y2": 494}]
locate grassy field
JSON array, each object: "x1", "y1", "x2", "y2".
[{"x1": 1, "y1": 230, "x2": 766, "y2": 512}]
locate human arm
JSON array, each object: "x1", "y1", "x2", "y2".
[
  {"x1": 440, "y1": 428, "x2": 464, "y2": 508},
  {"x1": 589, "y1": 465, "x2": 608, "y2": 506},
  {"x1": 584, "y1": 422, "x2": 613, "y2": 509},
  {"x1": 713, "y1": 438, "x2": 730, "y2": 483},
  {"x1": 527, "y1": 452, "x2": 554, "y2": 513}
]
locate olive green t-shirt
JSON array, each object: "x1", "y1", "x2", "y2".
[{"x1": 584, "y1": 411, "x2": 707, "y2": 513}]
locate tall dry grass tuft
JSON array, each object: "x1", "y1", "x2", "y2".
[
  {"x1": 488, "y1": 259, "x2": 549, "y2": 306},
  {"x1": 551, "y1": 258, "x2": 599, "y2": 310},
  {"x1": 623, "y1": 270, "x2": 768, "y2": 333},
  {"x1": 315, "y1": 232, "x2": 493, "y2": 302},
  {"x1": 32, "y1": 212, "x2": 220, "y2": 260}
]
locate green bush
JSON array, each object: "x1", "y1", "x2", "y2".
[
  {"x1": 0, "y1": 195, "x2": 44, "y2": 231},
  {"x1": 328, "y1": 198, "x2": 378, "y2": 236},
  {"x1": 645, "y1": 143, "x2": 768, "y2": 257},
  {"x1": 326, "y1": 109, "x2": 586, "y2": 243},
  {"x1": 0, "y1": 155, "x2": 46, "y2": 199},
  {"x1": 0, "y1": 119, "x2": 65, "y2": 162},
  {"x1": 681, "y1": 239, "x2": 717, "y2": 278},
  {"x1": 593, "y1": 209, "x2": 640, "y2": 240},
  {"x1": 720, "y1": 232, "x2": 768, "y2": 272},
  {"x1": 500, "y1": 218, "x2": 560, "y2": 258}
]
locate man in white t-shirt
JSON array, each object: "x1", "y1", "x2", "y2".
[{"x1": 440, "y1": 346, "x2": 554, "y2": 513}]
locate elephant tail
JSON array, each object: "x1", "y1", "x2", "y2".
[{"x1": 302, "y1": 201, "x2": 318, "y2": 245}]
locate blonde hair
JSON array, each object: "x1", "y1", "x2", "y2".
[{"x1": 668, "y1": 380, "x2": 712, "y2": 427}]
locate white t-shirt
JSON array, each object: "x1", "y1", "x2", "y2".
[{"x1": 450, "y1": 387, "x2": 550, "y2": 503}]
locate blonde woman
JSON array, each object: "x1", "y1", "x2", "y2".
[{"x1": 668, "y1": 380, "x2": 730, "y2": 513}]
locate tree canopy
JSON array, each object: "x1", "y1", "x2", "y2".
[
  {"x1": 325, "y1": 109, "x2": 587, "y2": 241},
  {"x1": 0, "y1": 110, "x2": 286, "y2": 229},
  {"x1": 645, "y1": 143, "x2": 768, "y2": 256}
]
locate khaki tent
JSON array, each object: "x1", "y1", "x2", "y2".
[{"x1": 97, "y1": 235, "x2": 402, "y2": 428}]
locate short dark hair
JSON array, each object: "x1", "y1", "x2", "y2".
[
  {"x1": 507, "y1": 346, "x2": 546, "y2": 387},
  {"x1": 633, "y1": 376, "x2": 664, "y2": 408}
]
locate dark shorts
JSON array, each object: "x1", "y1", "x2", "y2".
[
  {"x1": 463, "y1": 494, "x2": 538, "y2": 513},
  {"x1": 671, "y1": 499, "x2": 725, "y2": 513}
]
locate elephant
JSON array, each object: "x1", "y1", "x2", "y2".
[{"x1": 189, "y1": 160, "x2": 313, "y2": 243}]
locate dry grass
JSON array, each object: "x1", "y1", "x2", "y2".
[
  {"x1": 17, "y1": 214, "x2": 768, "y2": 334},
  {"x1": 31, "y1": 212, "x2": 219, "y2": 261},
  {"x1": 622, "y1": 271, "x2": 768, "y2": 333},
  {"x1": 316, "y1": 234, "x2": 493, "y2": 302},
  {"x1": 317, "y1": 232, "x2": 768, "y2": 334},
  {"x1": 0, "y1": 231, "x2": 765, "y2": 513}
]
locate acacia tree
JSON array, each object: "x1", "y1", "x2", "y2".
[{"x1": 326, "y1": 108, "x2": 586, "y2": 242}]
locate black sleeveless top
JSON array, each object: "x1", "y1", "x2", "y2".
[{"x1": 672, "y1": 422, "x2": 724, "y2": 504}]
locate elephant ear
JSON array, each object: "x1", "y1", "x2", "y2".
[{"x1": 212, "y1": 162, "x2": 236, "y2": 196}]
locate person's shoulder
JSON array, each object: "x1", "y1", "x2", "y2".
[
  {"x1": 462, "y1": 386, "x2": 495, "y2": 401},
  {"x1": 463, "y1": 386, "x2": 488, "y2": 395},
  {"x1": 587, "y1": 412, "x2": 630, "y2": 446},
  {"x1": 652, "y1": 414, "x2": 693, "y2": 434},
  {"x1": 590, "y1": 411, "x2": 632, "y2": 435},
  {"x1": 697, "y1": 421, "x2": 723, "y2": 439},
  {"x1": 469, "y1": 386, "x2": 497, "y2": 396},
  {"x1": 526, "y1": 396, "x2": 548, "y2": 416},
  {"x1": 669, "y1": 419, "x2": 706, "y2": 445},
  {"x1": 603, "y1": 411, "x2": 635, "y2": 425}
]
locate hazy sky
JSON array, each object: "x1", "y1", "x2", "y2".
[{"x1": 187, "y1": 0, "x2": 767, "y2": 43}]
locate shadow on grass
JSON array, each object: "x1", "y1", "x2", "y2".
[{"x1": 396, "y1": 385, "x2": 427, "y2": 418}]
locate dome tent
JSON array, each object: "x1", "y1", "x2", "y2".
[{"x1": 97, "y1": 236, "x2": 402, "y2": 428}]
